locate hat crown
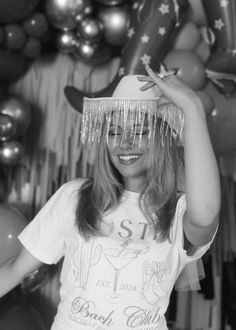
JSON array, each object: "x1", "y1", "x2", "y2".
[{"x1": 112, "y1": 75, "x2": 160, "y2": 99}]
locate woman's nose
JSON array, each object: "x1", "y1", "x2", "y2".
[{"x1": 119, "y1": 134, "x2": 134, "y2": 149}]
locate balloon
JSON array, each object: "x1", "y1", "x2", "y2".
[
  {"x1": 195, "y1": 90, "x2": 214, "y2": 116},
  {"x1": 22, "y1": 37, "x2": 42, "y2": 58},
  {"x1": 95, "y1": 0, "x2": 127, "y2": 5},
  {"x1": 0, "y1": 96, "x2": 31, "y2": 136},
  {"x1": 0, "y1": 204, "x2": 27, "y2": 266},
  {"x1": 22, "y1": 12, "x2": 49, "y2": 38},
  {"x1": 45, "y1": 0, "x2": 87, "y2": 31},
  {"x1": 0, "y1": 303, "x2": 46, "y2": 330},
  {"x1": 206, "y1": 82, "x2": 236, "y2": 155},
  {"x1": 164, "y1": 50, "x2": 206, "y2": 90},
  {"x1": 172, "y1": 21, "x2": 201, "y2": 50},
  {"x1": 0, "y1": 27, "x2": 4, "y2": 44},
  {"x1": 0, "y1": 50, "x2": 27, "y2": 83},
  {"x1": 0, "y1": 140, "x2": 24, "y2": 165},
  {"x1": 186, "y1": 0, "x2": 207, "y2": 26},
  {"x1": 97, "y1": 5, "x2": 131, "y2": 46},
  {"x1": 56, "y1": 31, "x2": 78, "y2": 53},
  {"x1": 0, "y1": 0, "x2": 40, "y2": 23},
  {"x1": 78, "y1": 17, "x2": 103, "y2": 42},
  {"x1": 0, "y1": 114, "x2": 16, "y2": 141},
  {"x1": 76, "y1": 0, "x2": 94, "y2": 22},
  {"x1": 202, "y1": 0, "x2": 236, "y2": 74},
  {"x1": 194, "y1": 39, "x2": 210, "y2": 64},
  {"x1": 4, "y1": 24, "x2": 27, "y2": 50},
  {"x1": 119, "y1": 0, "x2": 189, "y2": 76}
]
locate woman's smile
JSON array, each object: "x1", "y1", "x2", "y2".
[{"x1": 117, "y1": 153, "x2": 143, "y2": 165}]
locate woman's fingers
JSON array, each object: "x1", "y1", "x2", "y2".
[{"x1": 140, "y1": 81, "x2": 156, "y2": 91}]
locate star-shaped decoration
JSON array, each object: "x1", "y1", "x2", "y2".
[
  {"x1": 158, "y1": 27, "x2": 166, "y2": 36},
  {"x1": 127, "y1": 27, "x2": 135, "y2": 38},
  {"x1": 118, "y1": 67, "x2": 125, "y2": 76},
  {"x1": 140, "y1": 54, "x2": 151, "y2": 66},
  {"x1": 141, "y1": 34, "x2": 150, "y2": 43},
  {"x1": 214, "y1": 18, "x2": 225, "y2": 30},
  {"x1": 220, "y1": 0, "x2": 229, "y2": 7},
  {"x1": 159, "y1": 4, "x2": 170, "y2": 15}
]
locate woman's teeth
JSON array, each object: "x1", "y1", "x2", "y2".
[{"x1": 118, "y1": 154, "x2": 141, "y2": 162}]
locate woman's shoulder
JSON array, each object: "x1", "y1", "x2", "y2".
[{"x1": 62, "y1": 178, "x2": 89, "y2": 190}]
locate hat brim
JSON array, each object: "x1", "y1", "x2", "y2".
[{"x1": 64, "y1": 86, "x2": 84, "y2": 113}]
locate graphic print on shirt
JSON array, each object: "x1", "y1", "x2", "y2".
[
  {"x1": 141, "y1": 260, "x2": 167, "y2": 306},
  {"x1": 102, "y1": 245, "x2": 149, "y2": 304},
  {"x1": 72, "y1": 239, "x2": 102, "y2": 289},
  {"x1": 68, "y1": 216, "x2": 170, "y2": 329}
]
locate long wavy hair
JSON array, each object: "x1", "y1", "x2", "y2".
[{"x1": 76, "y1": 118, "x2": 184, "y2": 241}]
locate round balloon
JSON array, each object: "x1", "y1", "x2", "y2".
[
  {"x1": 0, "y1": 95, "x2": 31, "y2": 136},
  {"x1": 0, "y1": 113, "x2": 16, "y2": 141},
  {"x1": 172, "y1": 21, "x2": 201, "y2": 50},
  {"x1": 0, "y1": 204, "x2": 27, "y2": 266},
  {"x1": 56, "y1": 31, "x2": 78, "y2": 54},
  {"x1": 45, "y1": 0, "x2": 87, "y2": 31},
  {"x1": 206, "y1": 82, "x2": 236, "y2": 155},
  {"x1": 0, "y1": 0, "x2": 40, "y2": 23},
  {"x1": 4, "y1": 24, "x2": 27, "y2": 50},
  {"x1": 98, "y1": 5, "x2": 131, "y2": 46},
  {"x1": 22, "y1": 12, "x2": 49, "y2": 38},
  {"x1": 0, "y1": 303, "x2": 46, "y2": 330},
  {"x1": 0, "y1": 140, "x2": 24, "y2": 165},
  {"x1": 0, "y1": 50, "x2": 27, "y2": 83},
  {"x1": 95, "y1": 0, "x2": 127, "y2": 5},
  {"x1": 22, "y1": 37, "x2": 42, "y2": 58},
  {"x1": 164, "y1": 50, "x2": 206, "y2": 90},
  {"x1": 78, "y1": 17, "x2": 103, "y2": 42}
]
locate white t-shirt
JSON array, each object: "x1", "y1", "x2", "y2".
[{"x1": 18, "y1": 179, "x2": 216, "y2": 330}]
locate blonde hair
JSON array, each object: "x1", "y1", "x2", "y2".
[{"x1": 76, "y1": 119, "x2": 183, "y2": 240}]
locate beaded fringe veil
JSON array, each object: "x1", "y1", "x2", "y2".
[{"x1": 81, "y1": 98, "x2": 185, "y2": 146}]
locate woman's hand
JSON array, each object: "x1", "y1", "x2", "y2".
[{"x1": 138, "y1": 64, "x2": 205, "y2": 117}]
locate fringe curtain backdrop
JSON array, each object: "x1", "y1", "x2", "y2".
[{"x1": 7, "y1": 54, "x2": 119, "y2": 328}]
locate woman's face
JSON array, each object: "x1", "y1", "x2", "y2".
[{"x1": 107, "y1": 120, "x2": 150, "y2": 192}]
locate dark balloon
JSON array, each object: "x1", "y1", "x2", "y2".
[
  {"x1": 0, "y1": 27, "x2": 4, "y2": 44},
  {"x1": 4, "y1": 24, "x2": 27, "y2": 50},
  {"x1": 0, "y1": 0, "x2": 40, "y2": 23},
  {"x1": 0, "y1": 114, "x2": 16, "y2": 141},
  {"x1": 0, "y1": 303, "x2": 46, "y2": 330},
  {"x1": 22, "y1": 37, "x2": 42, "y2": 58},
  {"x1": 22, "y1": 12, "x2": 49, "y2": 38},
  {"x1": 0, "y1": 50, "x2": 27, "y2": 83},
  {"x1": 0, "y1": 96, "x2": 31, "y2": 136},
  {"x1": 0, "y1": 140, "x2": 24, "y2": 165},
  {"x1": 98, "y1": 5, "x2": 131, "y2": 46}
]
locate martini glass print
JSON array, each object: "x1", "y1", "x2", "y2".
[{"x1": 103, "y1": 247, "x2": 149, "y2": 303}]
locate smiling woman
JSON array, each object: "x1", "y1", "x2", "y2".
[{"x1": 0, "y1": 65, "x2": 220, "y2": 330}]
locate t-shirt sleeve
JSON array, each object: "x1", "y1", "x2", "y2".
[
  {"x1": 18, "y1": 179, "x2": 84, "y2": 264},
  {"x1": 171, "y1": 194, "x2": 218, "y2": 291},
  {"x1": 172, "y1": 194, "x2": 218, "y2": 264}
]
